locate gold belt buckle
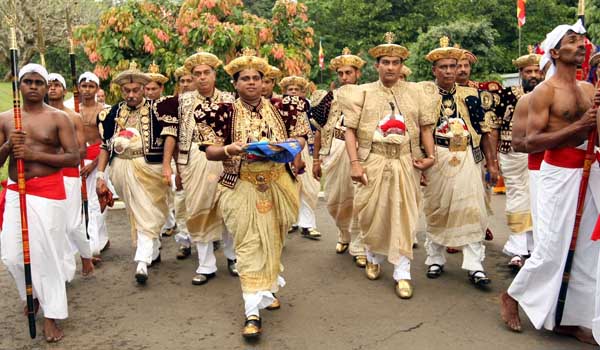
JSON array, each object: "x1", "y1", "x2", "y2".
[
  {"x1": 256, "y1": 174, "x2": 269, "y2": 192},
  {"x1": 449, "y1": 135, "x2": 468, "y2": 152}
]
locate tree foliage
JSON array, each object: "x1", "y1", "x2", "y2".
[
  {"x1": 0, "y1": 0, "x2": 104, "y2": 79},
  {"x1": 75, "y1": 0, "x2": 314, "y2": 99},
  {"x1": 305, "y1": 0, "x2": 580, "y2": 86},
  {"x1": 406, "y1": 20, "x2": 500, "y2": 82}
]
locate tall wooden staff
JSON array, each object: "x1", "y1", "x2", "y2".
[
  {"x1": 554, "y1": 0, "x2": 598, "y2": 327},
  {"x1": 66, "y1": 7, "x2": 90, "y2": 237},
  {"x1": 36, "y1": 16, "x2": 46, "y2": 68},
  {"x1": 7, "y1": 0, "x2": 36, "y2": 339}
]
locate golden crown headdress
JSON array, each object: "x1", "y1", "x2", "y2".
[
  {"x1": 174, "y1": 66, "x2": 192, "y2": 79},
  {"x1": 329, "y1": 47, "x2": 366, "y2": 71},
  {"x1": 425, "y1": 36, "x2": 464, "y2": 63},
  {"x1": 184, "y1": 50, "x2": 223, "y2": 71},
  {"x1": 265, "y1": 65, "x2": 283, "y2": 81},
  {"x1": 223, "y1": 48, "x2": 270, "y2": 77},
  {"x1": 145, "y1": 61, "x2": 169, "y2": 84},
  {"x1": 279, "y1": 75, "x2": 310, "y2": 91},
  {"x1": 512, "y1": 46, "x2": 541, "y2": 69},
  {"x1": 113, "y1": 60, "x2": 151, "y2": 86},
  {"x1": 368, "y1": 32, "x2": 410, "y2": 60}
]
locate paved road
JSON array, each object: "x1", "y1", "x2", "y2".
[{"x1": 0, "y1": 194, "x2": 595, "y2": 350}]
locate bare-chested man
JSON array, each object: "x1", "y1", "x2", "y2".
[
  {"x1": 0, "y1": 63, "x2": 80, "y2": 342},
  {"x1": 77, "y1": 72, "x2": 110, "y2": 257},
  {"x1": 501, "y1": 22, "x2": 600, "y2": 345},
  {"x1": 47, "y1": 73, "x2": 94, "y2": 276}
]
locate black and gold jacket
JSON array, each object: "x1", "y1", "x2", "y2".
[
  {"x1": 194, "y1": 95, "x2": 311, "y2": 189},
  {"x1": 493, "y1": 86, "x2": 525, "y2": 154},
  {"x1": 96, "y1": 98, "x2": 166, "y2": 164},
  {"x1": 154, "y1": 89, "x2": 235, "y2": 165},
  {"x1": 421, "y1": 82, "x2": 488, "y2": 163}
]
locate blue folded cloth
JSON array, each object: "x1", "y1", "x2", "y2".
[{"x1": 244, "y1": 140, "x2": 302, "y2": 163}]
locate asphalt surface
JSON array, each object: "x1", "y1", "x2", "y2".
[{"x1": 0, "y1": 193, "x2": 595, "y2": 350}]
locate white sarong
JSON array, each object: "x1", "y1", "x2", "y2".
[
  {"x1": 63, "y1": 175, "x2": 93, "y2": 281},
  {"x1": 1, "y1": 179, "x2": 69, "y2": 319},
  {"x1": 508, "y1": 159, "x2": 600, "y2": 330},
  {"x1": 84, "y1": 160, "x2": 110, "y2": 255}
]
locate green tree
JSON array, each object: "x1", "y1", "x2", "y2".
[
  {"x1": 406, "y1": 19, "x2": 501, "y2": 82},
  {"x1": 76, "y1": 0, "x2": 315, "y2": 100}
]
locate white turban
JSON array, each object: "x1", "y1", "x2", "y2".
[
  {"x1": 18, "y1": 63, "x2": 49, "y2": 83},
  {"x1": 48, "y1": 73, "x2": 67, "y2": 89},
  {"x1": 541, "y1": 19, "x2": 586, "y2": 80},
  {"x1": 78, "y1": 71, "x2": 100, "y2": 86}
]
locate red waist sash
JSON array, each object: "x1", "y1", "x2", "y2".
[
  {"x1": 85, "y1": 142, "x2": 101, "y2": 161},
  {"x1": 528, "y1": 152, "x2": 545, "y2": 170},
  {"x1": 543, "y1": 147, "x2": 586, "y2": 169},
  {"x1": 0, "y1": 171, "x2": 67, "y2": 231},
  {"x1": 62, "y1": 167, "x2": 79, "y2": 178}
]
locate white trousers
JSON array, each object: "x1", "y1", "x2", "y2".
[
  {"x1": 1, "y1": 187, "x2": 69, "y2": 319},
  {"x1": 366, "y1": 250, "x2": 411, "y2": 280},
  {"x1": 297, "y1": 194, "x2": 316, "y2": 229},
  {"x1": 503, "y1": 232, "x2": 534, "y2": 257},
  {"x1": 424, "y1": 236, "x2": 486, "y2": 272},
  {"x1": 84, "y1": 160, "x2": 110, "y2": 255},
  {"x1": 243, "y1": 276, "x2": 286, "y2": 317},
  {"x1": 134, "y1": 231, "x2": 160, "y2": 265}
]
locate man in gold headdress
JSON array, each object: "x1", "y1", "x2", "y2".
[
  {"x1": 144, "y1": 62, "x2": 180, "y2": 238},
  {"x1": 420, "y1": 37, "x2": 499, "y2": 288},
  {"x1": 337, "y1": 32, "x2": 435, "y2": 298},
  {"x1": 95, "y1": 62, "x2": 171, "y2": 284},
  {"x1": 494, "y1": 51, "x2": 542, "y2": 269},
  {"x1": 155, "y1": 51, "x2": 237, "y2": 286},
  {"x1": 310, "y1": 48, "x2": 367, "y2": 266},
  {"x1": 174, "y1": 66, "x2": 197, "y2": 95},
  {"x1": 453, "y1": 47, "x2": 499, "y2": 249},
  {"x1": 280, "y1": 75, "x2": 322, "y2": 240},
  {"x1": 181, "y1": 49, "x2": 309, "y2": 338},
  {"x1": 262, "y1": 65, "x2": 282, "y2": 99}
]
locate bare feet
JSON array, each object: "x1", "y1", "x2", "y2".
[
  {"x1": 91, "y1": 255, "x2": 102, "y2": 266},
  {"x1": 554, "y1": 326, "x2": 598, "y2": 345},
  {"x1": 81, "y1": 257, "x2": 95, "y2": 276},
  {"x1": 500, "y1": 292, "x2": 522, "y2": 332},
  {"x1": 23, "y1": 299, "x2": 39, "y2": 316},
  {"x1": 43, "y1": 318, "x2": 64, "y2": 343}
]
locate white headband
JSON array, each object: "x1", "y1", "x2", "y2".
[
  {"x1": 541, "y1": 19, "x2": 586, "y2": 80},
  {"x1": 48, "y1": 73, "x2": 67, "y2": 89},
  {"x1": 18, "y1": 63, "x2": 49, "y2": 83},
  {"x1": 78, "y1": 71, "x2": 100, "y2": 86}
]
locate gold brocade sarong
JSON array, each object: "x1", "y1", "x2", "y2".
[
  {"x1": 109, "y1": 155, "x2": 169, "y2": 243},
  {"x1": 354, "y1": 138, "x2": 420, "y2": 263},
  {"x1": 322, "y1": 138, "x2": 355, "y2": 240},
  {"x1": 499, "y1": 151, "x2": 532, "y2": 233},
  {"x1": 423, "y1": 146, "x2": 488, "y2": 247},
  {"x1": 298, "y1": 146, "x2": 320, "y2": 210},
  {"x1": 180, "y1": 146, "x2": 225, "y2": 243},
  {"x1": 217, "y1": 161, "x2": 299, "y2": 293}
]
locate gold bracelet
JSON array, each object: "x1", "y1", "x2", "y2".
[
  {"x1": 351, "y1": 159, "x2": 360, "y2": 163},
  {"x1": 223, "y1": 145, "x2": 231, "y2": 157}
]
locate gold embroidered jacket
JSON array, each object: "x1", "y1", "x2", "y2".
[
  {"x1": 420, "y1": 82, "x2": 489, "y2": 163},
  {"x1": 154, "y1": 89, "x2": 235, "y2": 165},
  {"x1": 493, "y1": 85, "x2": 525, "y2": 154},
  {"x1": 337, "y1": 80, "x2": 437, "y2": 161},
  {"x1": 195, "y1": 96, "x2": 311, "y2": 188},
  {"x1": 97, "y1": 99, "x2": 166, "y2": 164}
]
